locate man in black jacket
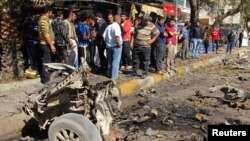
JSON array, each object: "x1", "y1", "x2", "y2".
[
  {"x1": 239, "y1": 30, "x2": 243, "y2": 48},
  {"x1": 190, "y1": 21, "x2": 203, "y2": 59},
  {"x1": 94, "y1": 12, "x2": 108, "y2": 72},
  {"x1": 22, "y1": 9, "x2": 42, "y2": 74}
]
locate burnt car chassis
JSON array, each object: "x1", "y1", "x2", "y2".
[{"x1": 22, "y1": 59, "x2": 121, "y2": 141}]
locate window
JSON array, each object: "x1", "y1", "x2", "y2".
[
  {"x1": 178, "y1": 0, "x2": 184, "y2": 7},
  {"x1": 186, "y1": 0, "x2": 190, "y2": 8}
]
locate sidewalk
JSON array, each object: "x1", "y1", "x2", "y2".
[{"x1": 0, "y1": 46, "x2": 249, "y2": 140}]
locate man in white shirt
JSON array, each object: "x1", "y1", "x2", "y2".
[
  {"x1": 64, "y1": 11, "x2": 79, "y2": 67},
  {"x1": 103, "y1": 14, "x2": 123, "y2": 79}
]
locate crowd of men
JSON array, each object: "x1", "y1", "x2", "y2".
[{"x1": 22, "y1": 6, "x2": 245, "y2": 84}]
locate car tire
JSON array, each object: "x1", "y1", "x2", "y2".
[{"x1": 48, "y1": 113, "x2": 102, "y2": 141}]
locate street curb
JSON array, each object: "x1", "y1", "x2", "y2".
[
  {"x1": 0, "y1": 48, "x2": 248, "y2": 140},
  {"x1": 117, "y1": 56, "x2": 222, "y2": 97},
  {"x1": 117, "y1": 48, "x2": 249, "y2": 97}
]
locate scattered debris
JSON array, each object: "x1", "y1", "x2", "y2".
[
  {"x1": 162, "y1": 115, "x2": 174, "y2": 125},
  {"x1": 199, "y1": 109, "x2": 213, "y2": 116},
  {"x1": 224, "y1": 120, "x2": 231, "y2": 125},
  {"x1": 208, "y1": 85, "x2": 245, "y2": 103},
  {"x1": 104, "y1": 130, "x2": 123, "y2": 141},
  {"x1": 195, "y1": 113, "x2": 208, "y2": 122},
  {"x1": 138, "y1": 89, "x2": 147, "y2": 97},
  {"x1": 134, "y1": 116, "x2": 151, "y2": 123},
  {"x1": 150, "y1": 108, "x2": 159, "y2": 117},
  {"x1": 155, "y1": 134, "x2": 164, "y2": 138},
  {"x1": 143, "y1": 105, "x2": 150, "y2": 110},
  {"x1": 138, "y1": 98, "x2": 149, "y2": 106},
  {"x1": 195, "y1": 90, "x2": 203, "y2": 97},
  {"x1": 229, "y1": 101, "x2": 250, "y2": 110},
  {"x1": 192, "y1": 125, "x2": 200, "y2": 129},
  {"x1": 238, "y1": 75, "x2": 248, "y2": 82},
  {"x1": 239, "y1": 50, "x2": 249, "y2": 60},
  {"x1": 174, "y1": 104, "x2": 179, "y2": 108},
  {"x1": 145, "y1": 128, "x2": 159, "y2": 136},
  {"x1": 201, "y1": 124, "x2": 207, "y2": 133},
  {"x1": 149, "y1": 88, "x2": 157, "y2": 94}
]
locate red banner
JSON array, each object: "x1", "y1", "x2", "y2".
[{"x1": 163, "y1": 4, "x2": 181, "y2": 17}]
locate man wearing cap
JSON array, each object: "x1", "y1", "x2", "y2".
[{"x1": 130, "y1": 14, "x2": 160, "y2": 79}]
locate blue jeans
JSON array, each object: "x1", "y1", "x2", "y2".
[
  {"x1": 192, "y1": 38, "x2": 202, "y2": 58},
  {"x1": 212, "y1": 40, "x2": 219, "y2": 52},
  {"x1": 227, "y1": 42, "x2": 234, "y2": 54},
  {"x1": 107, "y1": 46, "x2": 122, "y2": 79}
]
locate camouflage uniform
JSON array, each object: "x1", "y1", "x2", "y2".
[{"x1": 52, "y1": 17, "x2": 69, "y2": 63}]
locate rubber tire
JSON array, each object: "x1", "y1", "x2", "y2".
[{"x1": 48, "y1": 113, "x2": 102, "y2": 141}]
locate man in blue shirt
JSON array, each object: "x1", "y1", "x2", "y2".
[
  {"x1": 154, "y1": 16, "x2": 167, "y2": 73},
  {"x1": 179, "y1": 22, "x2": 190, "y2": 59},
  {"x1": 76, "y1": 13, "x2": 90, "y2": 67}
]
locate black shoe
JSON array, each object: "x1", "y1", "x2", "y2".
[
  {"x1": 41, "y1": 78, "x2": 50, "y2": 84},
  {"x1": 130, "y1": 71, "x2": 138, "y2": 77},
  {"x1": 141, "y1": 74, "x2": 147, "y2": 79}
]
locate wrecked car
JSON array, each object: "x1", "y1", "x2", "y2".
[{"x1": 22, "y1": 58, "x2": 121, "y2": 141}]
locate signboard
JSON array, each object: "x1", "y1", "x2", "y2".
[
  {"x1": 163, "y1": 4, "x2": 181, "y2": 17},
  {"x1": 141, "y1": 4, "x2": 164, "y2": 16},
  {"x1": 198, "y1": 19, "x2": 209, "y2": 28}
]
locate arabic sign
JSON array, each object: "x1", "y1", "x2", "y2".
[{"x1": 141, "y1": 4, "x2": 164, "y2": 16}]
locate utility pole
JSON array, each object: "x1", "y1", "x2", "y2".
[
  {"x1": 197, "y1": 0, "x2": 199, "y2": 20},
  {"x1": 217, "y1": 0, "x2": 220, "y2": 27},
  {"x1": 175, "y1": 0, "x2": 178, "y2": 52},
  {"x1": 175, "y1": 0, "x2": 178, "y2": 21}
]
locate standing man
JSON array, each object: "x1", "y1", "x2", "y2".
[
  {"x1": 190, "y1": 21, "x2": 203, "y2": 59},
  {"x1": 38, "y1": 6, "x2": 55, "y2": 84},
  {"x1": 239, "y1": 30, "x2": 243, "y2": 47},
  {"x1": 64, "y1": 10, "x2": 79, "y2": 67},
  {"x1": 76, "y1": 13, "x2": 90, "y2": 66},
  {"x1": 51, "y1": 10, "x2": 69, "y2": 63},
  {"x1": 22, "y1": 9, "x2": 42, "y2": 74},
  {"x1": 179, "y1": 22, "x2": 190, "y2": 59},
  {"x1": 120, "y1": 12, "x2": 133, "y2": 70},
  {"x1": 103, "y1": 14, "x2": 123, "y2": 80},
  {"x1": 154, "y1": 16, "x2": 167, "y2": 73},
  {"x1": 211, "y1": 26, "x2": 220, "y2": 54},
  {"x1": 165, "y1": 18, "x2": 179, "y2": 73},
  {"x1": 94, "y1": 12, "x2": 108, "y2": 72},
  {"x1": 227, "y1": 30, "x2": 236, "y2": 54},
  {"x1": 88, "y1": 15, "x2": 98, "y2": 70},
  {"x1": 203, "y1": 27, "x2": 210, "y2": 54},
  {"x1": 130, "y1": 14, "x2": 160, "y2": 79}
]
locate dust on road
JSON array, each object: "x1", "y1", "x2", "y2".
[{"x1": 109, "y1": 55, "x2": 250, "y2": 141}]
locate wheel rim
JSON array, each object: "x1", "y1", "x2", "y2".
[{"x1": 55, "y1": 129, "x2": 83, "y2": 141}]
